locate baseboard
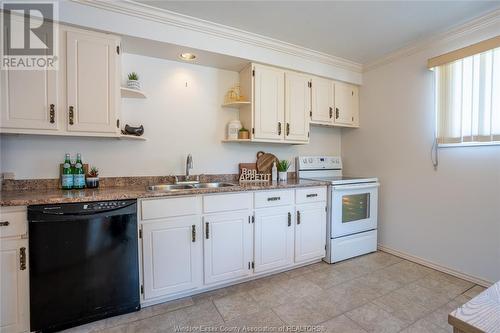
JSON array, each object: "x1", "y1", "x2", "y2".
[{"x1": 378, "y1": 244, "x2": 493, "y2": 288}]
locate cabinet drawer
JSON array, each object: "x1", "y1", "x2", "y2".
[
  {"x1": 203, "y1": 193, "x2": 252, "y2": 214},
  {"x1": 296, "y1": 187, "x2": 327, "y2": 204},
  {"x1": 0, "y1": 206, "x2": 27, "y2": 239},
  {"x1": 254, "y1": 190, "x2": 294, "y2": 208},
  {"x1": 141, "y1": 197, "x2": 201, "y2": 220}
]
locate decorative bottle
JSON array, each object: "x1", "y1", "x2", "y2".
[
  {"x1": 272, "y1": 161, "x2": 278, "y2": 182},
  {"x1": 61, "y1": 153, "x2": 74, "y2": 190},
  {"x1": 73, "y1": 153, "x2": 85, "y2": 189}
]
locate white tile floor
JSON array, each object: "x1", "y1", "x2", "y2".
[{"x1": 63, "y1": 251, "x2": 485, "y2": 333}]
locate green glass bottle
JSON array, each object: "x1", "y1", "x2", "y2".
[
  {"x1": 73, "y1": 153, "x2": 85, "y2": 189},
  {"x1": 61, "y1": 153, "x2": 74, "y2": 190}
]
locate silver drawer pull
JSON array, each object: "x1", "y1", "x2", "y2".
[
  {"x1": 267, "y1": 197, "x2": 281, "y2": 201},
  {"x1": 306, "y1": 194, "x2": 318, "y2": 198},
  {"x1": 0, "y1": 221, "x2": 9, "y2": 227}
]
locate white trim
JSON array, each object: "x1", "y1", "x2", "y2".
[
  {"x1": 378, "y1": 244, "x2": 493, "y2": 288},
  {"x1": 439, "y1": 141, "x2": 500, "y2": 148},
  {"x1": 71, "y1": 0, "x2": 362, "y2": 74},
  {"x1": 364, "y1": 8, "x2": 500, "y2": 72}
]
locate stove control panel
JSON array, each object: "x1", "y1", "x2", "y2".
[{"x1": 296, "y1": 156, "x2": 342, "y2": 170}]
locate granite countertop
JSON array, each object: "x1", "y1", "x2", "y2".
[{"x1": 0, "y1": 179, "x2": 329, "y2": 206}]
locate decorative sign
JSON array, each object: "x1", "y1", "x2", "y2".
[{"x1": 239, "y1": 168, "x2": 271, "y2": 183}]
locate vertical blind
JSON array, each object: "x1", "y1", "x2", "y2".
[{"x1": 434, "y1": 46, "x2": 500, "y2": 144}]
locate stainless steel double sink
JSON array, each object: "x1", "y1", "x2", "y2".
[{"x1": 147, "y1": 182, "x2": 236, "y2": 192}]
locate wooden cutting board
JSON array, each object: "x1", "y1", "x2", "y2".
[
  {"x1": 239, "y1": 163, "x2": 257, "y2": 176},
  {"x1": 256, "y1": 151, "x2": 279, "y2": 174}
]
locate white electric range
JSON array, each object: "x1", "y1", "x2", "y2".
[{"x1": 296, "y1": 156, "x2": 379, "y2": 263}]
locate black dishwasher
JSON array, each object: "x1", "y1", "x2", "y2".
[{"x1": 28, "y1": 200, "x2": 140, "y2": 332}]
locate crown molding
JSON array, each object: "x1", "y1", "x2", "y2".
[
  {"x1": 363, "y1": 8, "x2": 500, "y2": 72},
  {"x1": 71, "y1": 0, "x2": 362, "y2": 73}
]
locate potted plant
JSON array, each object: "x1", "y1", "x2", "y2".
[
  {"x1": 238, "y1": 127, "x2": 250, "y2": 140},
  {"x1": 127, "y1": 72, "x2": 141, "y2": 90},
  {"x1": 85, "y1": 166, "x2": 99, "y2": 189},
  {"x1": 277, "y1": 160, "x2": 291, "y2": 182}
]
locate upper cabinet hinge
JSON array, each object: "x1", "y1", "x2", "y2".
[
  {"x1": 251, "y1": 261, "x2": 255, "y2": 269},
  {"x1": 116, "y1": 119, "x2": 120, "y2": 129},
  {"x1": 140, "y1": 285, "x2": 144, "y2": 294},
  {"x1": 252, "y1": 69, "x2": 255, "y2": 77},
  {"x1": 116, "y1": 45, "x2": 120, "y2": 55},
  {"x1": 310, "y1": 110, "x2": 312, "y2": 118},
  {"x1": 251, "y1": 215, "x2": 255, "y2": 223},
  {"x1": 308, "y1": 131, "x2": 310, "y2": 138},
  {"x1": 139, "y1": 228, "x2": 142, "y2": 238},
  {"x1": 308, "y1": 81, "x2": 312, "y2": 88},
  {"x1": 252, "y1": 128, "x2": 255, "y2": 135}
]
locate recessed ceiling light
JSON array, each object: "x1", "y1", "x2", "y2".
[{"x1": 179, "y1": 53, "x2": 196, "y2": 61}]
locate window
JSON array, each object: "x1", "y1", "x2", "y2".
[{"x1": 429, "y1": 37, "x2": 500, "y2": 145}]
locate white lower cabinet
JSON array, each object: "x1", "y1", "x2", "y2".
[
  {"x1": 0, "y1": 238, "x2": 29, "y2": 333},
  {"x1": 254, "y1": 206, "x2": 294, "y2": 273},
  {"x1": 141, "y1": 216, "x2": 203, "y2": 300},
  {"x1": 140, "y1": 186, "x2": 327, "y2": 304},
  {"x1": 203, "y1": 211, "x2": 253, "y2": 284},
  {"x1": 295, "y1": 203, "x2": 327, "y2": 263}
]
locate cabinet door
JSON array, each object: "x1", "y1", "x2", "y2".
[
  {"x1": 253, "y1": 64, "x2": 285, "y2": 141},
  {"x1": 295, "y1": 203, "x2": 326, "y2": 263},
  {"x1": 254, "y1": 206, "x2": 294, "y2": 273},
  {"x1": 285, "y1": 71, "x2": 310, "y2": 142},
  {"x1": 0, "y1": 239, "x2": 29, "y2": 333},
  {"x1": 66, "y1": 30, "x2": 119, "y2": 134},
  {"x1": 204, "y1": 211, "x2": 253, "y2": 284},
  {"x1": 0, "y1": 23, "x2": 58, "y2": 131},
  {"x1": 334, "y1": 82, "x2": 359, "y2": 127},
  {"x1": 142, "y1": 216, "x2": 202, "y2": 300},
  {"x1": 311, "y1": 76, "x2": 334, "y2": 125}
]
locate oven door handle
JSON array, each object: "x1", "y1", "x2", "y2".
[{"x1": 332, "y1": 182, "x2": 380, "y2": 191}]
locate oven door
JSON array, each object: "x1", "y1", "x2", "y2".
[{"x1": 331, "y1": 182, "x2": 379, "y2": 238}]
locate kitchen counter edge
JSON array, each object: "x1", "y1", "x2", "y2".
[{"x1": 0, "y1": 179, "x2": 330, "y2": 207}]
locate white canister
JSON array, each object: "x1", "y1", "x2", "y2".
[{"x1": 227, "y1": 120, "x2": 242, "y2": 140}]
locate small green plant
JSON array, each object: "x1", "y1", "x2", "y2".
[
  {"x1": 239, "y1": 127, "x2": 249, "y2": 132},
  {"x1": 87, "y1": 166, "x2": 99, "y2": 178},
  {"x1": 127, "y1": 72, "x2": 139, "y2": 81},
  {"x1": 277, "y1": 160, "x2": 291, "y2": 172}
]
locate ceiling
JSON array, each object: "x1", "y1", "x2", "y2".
[{"x1": 135, "y1": 1, "x2": 500, "y2": 64}]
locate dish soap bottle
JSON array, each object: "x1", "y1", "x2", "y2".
[{"x1": 272, "y1": 161, "x2": 278, "y2": 182}]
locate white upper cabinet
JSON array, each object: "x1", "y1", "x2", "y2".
[
  {"x1": 295, "y1": 202, "x2": 326, "y2": 263},
  {"x1": 285, "y1": 71, "x2": 310, "y2": 142},
  {"x1": 0, "y1": 20, "x2": 59, "y2": 132},
  {"x1": 0, "y1": 23, "x2": 121, "y2": 137},
  {"x1": 334, "y1": 82, "x2": 359, "y2": 127},
  {"x1": 141, "y1": 216, "x2": 203, "y2": 300},
  {"x1": 203, "y1": 211, "x2": 253, "y2": 284},
  {"x1": 254, "y1": 206, "x2": 294, "y2": 273},
  {"x1": 65, "y1": 29, "x2": 120, "y2": 134},
  {"x1": 252, "y1": 64, "x2": 285, "y2": 141},
  {"x1": 311, "y1": 76, "x2": 334, "y2": 125}
]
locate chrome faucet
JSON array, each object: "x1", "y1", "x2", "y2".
[
  {"x1": 175, "y1": 154, "x2": 199, "y2": 184},
  {"x1": 186, "y1": 154, "x2": 193, "y2": 180}
]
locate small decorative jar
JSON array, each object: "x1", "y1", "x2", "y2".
[
  {"x1": 227, "y1": 120, "x2": 242, "y2": 140},
  {"x1": 85, "y1": 177, "x2": 99, "y2": 189}
]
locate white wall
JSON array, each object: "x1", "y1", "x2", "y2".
[
  {"x1": 342, "y1": 23, "x2": 500, "y2": 283},
  {"x1": 0, "y1": 53, "x2": 341, "y2": 179}
]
